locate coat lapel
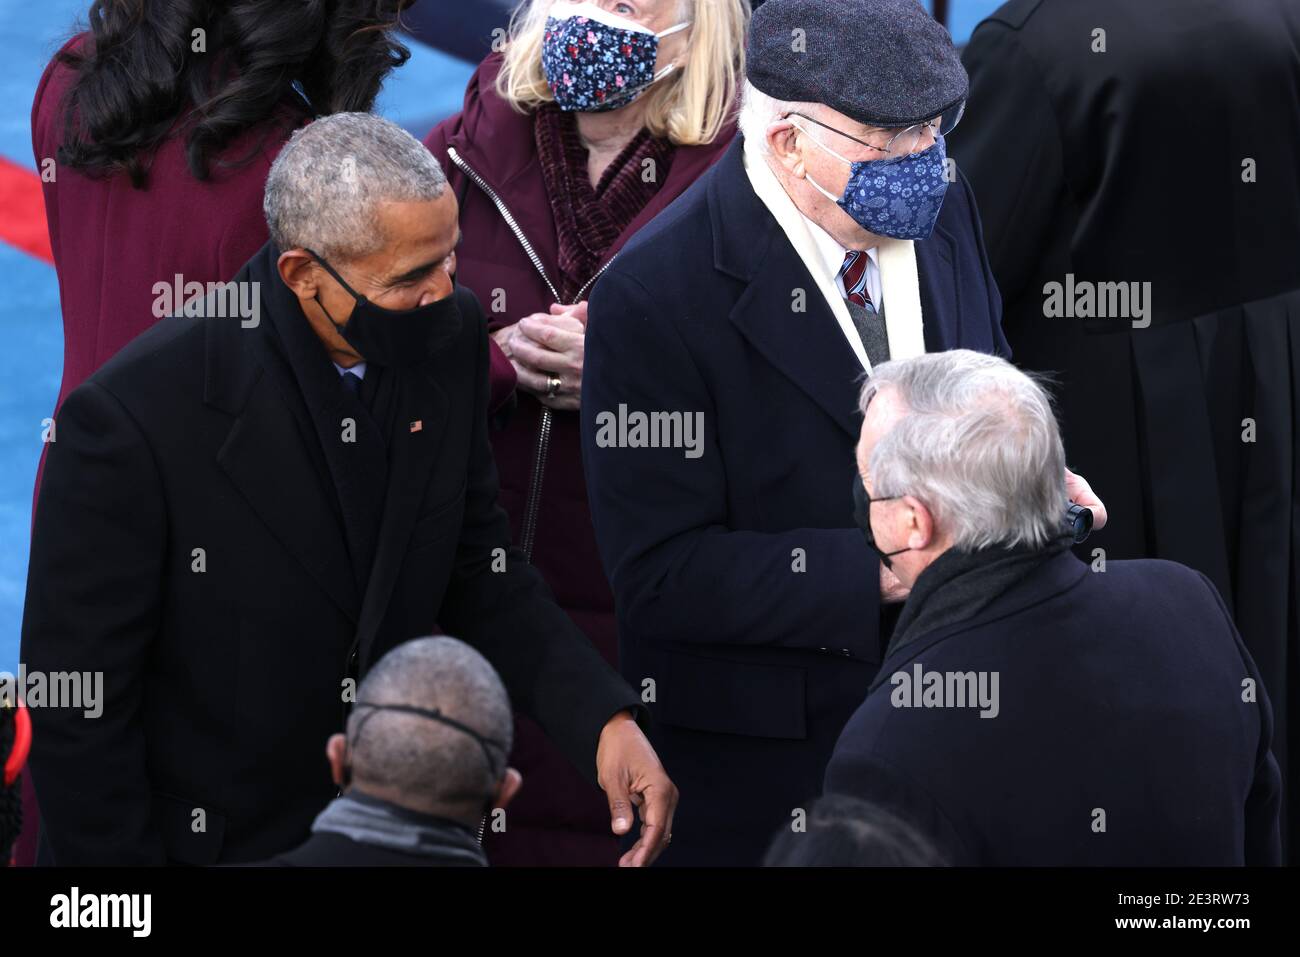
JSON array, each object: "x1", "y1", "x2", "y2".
[
  {"x1": 916, "y1": 225, "x2": 958, "y2": 353},
  {"x1": 216, "y1": 367, "x2": 361, "y2": 623},
  {"x1": 207, "y1": 246, "x2": 360, "y2": 624},
  {"x1": 448, "y1": 78, "x2": 737, "y2": 297},
  {"x1": 712, "y1": 138, "x2": 864, "y2": 439},
  {"x1": 355, "y1": 360, "x2": 450, "y2": 672}
]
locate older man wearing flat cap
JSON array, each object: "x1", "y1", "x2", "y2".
[{"x1": 581, "y1": 0, "x2": 1105, "y2": 865}]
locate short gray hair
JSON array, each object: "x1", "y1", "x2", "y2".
[
  {"x1": 858, "y1": 350, "x2": 1066, "y2": 551},
  {"x1": 738, "y1": 79, "x2": 811, "y2": 155},
  {"x1": 263, "y1": 112, "x2": 447, "y2": 263},
  {"x1": 348, "y1": 636, "x2": 513, "y2": 810}
]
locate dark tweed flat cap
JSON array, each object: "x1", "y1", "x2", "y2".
[{"x1": 748, "y1": 0, "x2": 968, "y2": 128}]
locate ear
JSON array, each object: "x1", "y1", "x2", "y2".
[
  {"x1": 493, "y1": 767, "x2": 523, "y2": 811},
  {"x1": 767, "y1": 117, "x2": 805, "y2": 178},
  {"x1": 902, "y1": 494, "x2": 937, "y2": 551},
  {"x1": 277, "y1": 249, "x2": 320, "y2": 304},
  {"x1": 326, "y1": 733, "x2": 348, "y2": 789}
]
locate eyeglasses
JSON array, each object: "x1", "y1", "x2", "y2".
[{"x1": 785, "y1": 101, "x2": 965, "y2": 159}]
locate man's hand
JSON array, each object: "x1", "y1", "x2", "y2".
[
  {"x1": 490, "y1": 303, "x2": 587, "y2": 411},
  {"x1": 1064, "y1": 467, "x2": 1108, "y2": 530},
  {"x1": 595, "y1": 710, "x2": 678, "y2": 867},
  {"x1": 881, "y1": 561, "x2": 910, "y2": 603}
]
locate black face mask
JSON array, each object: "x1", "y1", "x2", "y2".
[
  {"x1": 852, "y1": 472, "x2": 911, "y2": 569},
  {"x1": 341, "y1": 701, "x2": 508, "y2": 814},
  {"x1": 305, "y1": 249, "x2": 462, "y2": 368}
]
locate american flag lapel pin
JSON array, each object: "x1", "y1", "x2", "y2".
[{"x1": 409, "y1": 420, "x2": 423, "y2": 433}]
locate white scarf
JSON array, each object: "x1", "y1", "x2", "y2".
[{"x1": 741, "y1": 135, "x2": 927, "y2": 373}]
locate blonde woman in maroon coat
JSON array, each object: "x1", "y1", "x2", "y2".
[{"x1": 424, "y1": 0, "x2": 750, "y2": 866}]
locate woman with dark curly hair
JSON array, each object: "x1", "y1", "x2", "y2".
[
  {"x1": 19, "y1": 0, "x2": 414, "y2": 868},
  {"x1": 34, "y1": 0, "x2": 414, "y2": 412}
]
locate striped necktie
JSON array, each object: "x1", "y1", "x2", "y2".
[
  {"x1": 839, "y1": 250, "x2": 876, "y2": 313},
  {"x1": 839, "y1": 250, "x2": 890, "y2": 367}
]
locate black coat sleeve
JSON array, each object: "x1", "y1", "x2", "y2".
[
  {"x1": 582, "y1": 267, "x2": 882, "y2": 660},
  {"x1": 956, "y1": 166, "x2": 1012, "y2": 360},
  {"x1": 20, "y1": 381, "x2": 168, "y2": 865},
  {"x1": 438, "y1": 301, "x2": 644, "y2": 786},
  {"x1": 948, "y1": 20, "x2": 1069, "y2": 312},
  {"x1": 1196, "y1": 570, "x2": 1283, "y2": 865}
]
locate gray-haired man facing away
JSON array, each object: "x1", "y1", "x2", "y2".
[
  {"x1": 271, "y1": 636, "x2": 520, "y2": 866},
  {"x1": 825, "y1": 349, "x2": 1282, "y2": 865}
]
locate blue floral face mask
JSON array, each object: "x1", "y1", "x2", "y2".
[
  {"x1": 541, "y1": 1, "x2": 690, "y2": 113},
  {"x1": 795, "y1": 121, "x2": 950, "y2": 241}
]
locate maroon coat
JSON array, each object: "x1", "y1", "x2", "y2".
[
  {"x1": 425, "y1": 55, "x2": 736, "y2": 865},
  {"x1": 33, "y1": 36, "x2": 293, "y2": 413}
]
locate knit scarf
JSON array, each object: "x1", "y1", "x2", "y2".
[
  {"x1": 887, "y1": 531, "x2": 1075, "y2": 659},
  {"x1": 534, "y1": 102, "x2": 675, "y2": 302},
  {"x1": 311, "y1": 789, "x2": 487, "y2": 865}
]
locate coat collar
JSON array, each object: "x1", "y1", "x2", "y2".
[
  {"x1": 706, "y1": 135, "x2": 973, "y2": 437},
  {"x1": 445, "y1": 54, "x2": 737, "y2": 284},
  {"x1": 868, "y1": 548, "x2": 1091, "y2": 694},
  {"x1": 708, "y1": 136, "x2": 865, "y2": 439},
  {"x1": 207, "y1": 245, "x2": 361, "y2": 622},
  {"x1": 355, "y1": 349, "x2": 450, "y2": 673},
  {"x1": 203, "y1": 244, "x2": 454, "y2": 643}
]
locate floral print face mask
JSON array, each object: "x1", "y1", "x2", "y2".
[
  {"x1": 795, "y1": 120, "x2": 951, "y2": 241},
  {"x1": 541, "y1": 1, "x2": 691, "y2": 113}
]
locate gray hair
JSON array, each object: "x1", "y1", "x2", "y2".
[
  {"x1": 263, "y1": 112, "x2": 447, "y2": 263},
  {"x1": 737, "y1": 79, "x2": 812, "y2": 155},
  {"x1": 348, "y1": 636, "x2": 513, "y2": 811},
  {"x1": 858, "y1": 350, "x2": 1066, "y2": 551}
]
